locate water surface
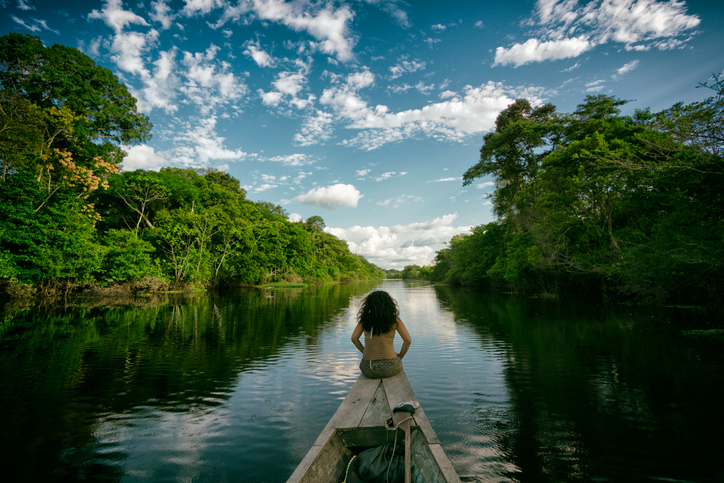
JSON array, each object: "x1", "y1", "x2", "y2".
[{"x1": 0, "y1": 281, "x2": 722, "y2": 482}]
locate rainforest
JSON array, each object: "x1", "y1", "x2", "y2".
[
  {"x1": 395, "y1": 76, "x2": 724, "y2": 307},
  {"x1": 0, "y1": 33, "x2": 383, "y2": 297}
]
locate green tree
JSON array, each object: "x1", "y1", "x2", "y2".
[{"x1": 463, "y1": 99, "x2": 559, "y2": 221}]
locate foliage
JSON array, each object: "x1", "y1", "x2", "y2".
[
  {"x1": 0, "y1": 36, "x2": 383, "y2": 294},
  {"x1": 434, "y1": 77, "x2": 724, "y2": 305}
]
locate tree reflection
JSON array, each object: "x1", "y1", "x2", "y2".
[
  {"x1": 434, "y1": 285, "x2": 724, "y2": 482},
  {"x1": 0, "y1": 283, "x2": 375, "y2": 481}
]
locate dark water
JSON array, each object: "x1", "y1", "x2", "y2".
[{"x1": 1, "y1": 281, "x2": 722, "y2": 482}]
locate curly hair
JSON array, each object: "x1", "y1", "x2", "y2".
[{"x1": 357, "y1": 290, "x2": 399, "y2": 335}]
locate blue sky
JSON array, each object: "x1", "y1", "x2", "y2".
[{"x1": 2, "y1": 0, "x2": 722, "y2": 268}]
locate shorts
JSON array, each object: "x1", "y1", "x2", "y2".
[{"x1": 359, "y1": 357, "x2": 402, "y2": 379}]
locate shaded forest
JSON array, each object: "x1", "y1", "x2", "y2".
[
  {"x1": 0, "y1": 33, "x2": 383, "y2": 296},
  {"x1": 405, "y1": 76, "x2": 724, "y2": 306}
]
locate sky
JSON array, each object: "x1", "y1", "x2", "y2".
[{"x1": 2, "y1": 0, "x2": 723, "y2": 269}]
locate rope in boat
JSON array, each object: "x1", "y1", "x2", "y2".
[
  {"x1": 385, "y1": 415, "x2": 414, "y2": 483},
  {"x1": 342, "y1": 414, "x2": 415, "y2": 483},
  {"x1": 342, "y1": 455, "x2": 357, "y2": 483}
]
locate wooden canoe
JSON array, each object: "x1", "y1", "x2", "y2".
[{"x1": 287, "y1": 367, "x2": 461, "y2": 483}]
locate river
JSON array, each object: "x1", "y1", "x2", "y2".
[{"x1": 0, "y1": 280, "x2": 722, "y2": 482}]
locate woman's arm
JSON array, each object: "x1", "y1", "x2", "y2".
[
  {"x1": 351, "y1": 322, "x2": 365, "y2": 354},
  {"x1": 395, "y1": 317, "x2": 411, "y2": 359}
]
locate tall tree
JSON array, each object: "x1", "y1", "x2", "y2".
[{"x1": 463, "y1": 99, "x2": 558, "y2": 221}]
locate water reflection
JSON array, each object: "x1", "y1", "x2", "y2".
[
  {"x1": 0, "y1": 283, "x2": 376, "y2": 482},
  {"x1": 434, "y1": 285, "x2": 724, "y2": 482},
  {"x1": 1, "y1": 282, "x2": 723, "y2": 482}
]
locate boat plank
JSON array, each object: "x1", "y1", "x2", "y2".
[
  {"x1": 288, "y1": 369, "x2": 461, "y2": 483},
  {"x1": 428, "y1": 444, "x2": 462, "y2": 483},
  {"x1": 383, "y1": 369, "x2": 442, "y2": 444},
  {"x1": 360, "y1": 381, "x2": 392, "y2": 427},
  {"x1": 287, "y1": 431, "x2": 352, "y2": 483}
]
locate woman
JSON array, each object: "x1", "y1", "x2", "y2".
[{"x1": 351, "y1": 290, "x2": 411, "y2": 379}]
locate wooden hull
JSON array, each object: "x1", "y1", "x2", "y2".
[{"x1": 287, "y1": 368, "x2": 461, "y2": 483}]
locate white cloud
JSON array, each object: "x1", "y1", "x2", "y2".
[
  {"x1": 496, "y1": 0, "x2": 700, "y2": 66},
  {"x1": 212, "y1": 0, "x2": 357, "y2": 62},
  {"x1": 259, "y1": 70, "x2": 315, "y2": 109},
  {"x1": 18, "y1": 0, "x2": 34, "y2": 11},
  {"x1": 288, "y1": 213, "x2": 303, "y2": 222},
  {"x1": 333, "y1": 81, "x2": 546, "y2": 150},
  {"x1": 585, "y1": 79, "x2": 606, "y2": 92},
  {"x1": 428, "y1": 177, "x2": 460, "y2": 183},
  {"x1": 389, "y1": 56, "x2": 427, "y2": 79},
  {"x1": 494, "y1": 36, "x2": 592, "y2": 67},
  {"x1": 120, "y1": 144, "x2": 169, "y2": 171},
  {"x1": 10, "y1": 15, "x2": 60, "y2": 34},
  {"x1": 181, "y1": 0, "x2": 225, "y2": 17},
  {"x1": 474, "y1": 20, "x2": 484, "y2": 29},
  {"x1": 376, "y1": 195, "x2": 422, "y2": 208},
  {"x1": 89, "y1": 0, "x2": 150, "y2": 32},
  {"x1": 243, "y1": 39, "x2": 276, "y2": 68},
  {"x1": 266, "y1": 154, "x2": 314, "y2": 166},
  {"x1": 561, "y1": 61, "x2": 581, "y2": 72},
  {"x1": 615, "y1": 59, "x2": 640, "y2": 76},
  {"x1": 356, "y1": 169, "x2": 370, "y2": 177},
  {"x1": 173, "y1": 116, "x2": 248, "y2": 165},
  {"x1": 476, "y1": 181, "x2": 494, "y2": 189},
  {"x1": 294, "y1": 110, "x2": 335, "y2": 146},
  {"x1": 150, "y1": 1, "x2": 174, "y2": 29},
  {"x1": 134, "y1": 47, "x2": 179, "y2": 113},
  {"x1": 179, "y1": 44, "x2": 247, "y2": 113},
  {"x1": 375, "y1": 171, "x2": 405, "y2": 182},
  {"x1": 415, "y1": 81, "x2": 435, "y2": 95},
  {"x1": 431, "y1": 23, "x2": 446, "y2": 31},
  {"x1": 108, "y1": 29, "x2": 160, "y2": 76},
  {"x1": 326, "y1": 213, "x2": 472, "y2": 268},
  {"x1": 295, "y1": 184, "x2": 363, "y2": 210}
]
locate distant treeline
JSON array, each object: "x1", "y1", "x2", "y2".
[
  {"x1": 399, "y1": 77, "x2": 724, "y2": 305},
  {"x1": 0, "y1": 33, "x2": 383, "y2": 296}
]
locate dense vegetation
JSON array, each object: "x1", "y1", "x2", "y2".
[
  {"x1": 416, "y1": 77, "x2": 724, "y2": 305},
  {"x1": 0, "y1": 34, "x2": 382, "y2": 296}
]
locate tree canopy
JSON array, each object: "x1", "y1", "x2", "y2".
[
  {"x1": 0, "y1": 36, "x2": 383, "y2": 293},
  {"x1": 434, "y1": 77, "x2": 724, "y2": 305}
]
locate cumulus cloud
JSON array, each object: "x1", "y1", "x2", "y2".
[
  {"x1": 495, "y1": 0, "x2": 700, "y2": 67},
  {"x1": 173, "y1": 116, "x2": 248, "y2": 165},
  {"x1": 389, "y1": 56, "x2": 426, "y2": 79},
  {"x1": 259, "y1": 70, "x2": 315, "y2": 109},
  {"x1": 295, "y1": 184, "x2": 363, "y2": 210},
  {"x1": 210, "y1": 0, "x2": 357, "y2": 62},
  {"x1": 326, "y1": 213, "x2": 472, "y2": 268},
  {"x1": 494, "y1": 36, "x2": 592, "y2": 67},
  {"x1": 331, "y1": 81, "x2": 545, "y2": 150},
  {"x1": 243, "y1": 39, "x2": 276, "y2": 67},
  {"x1": 89, "y1": 0, "x2": 150, "y2": 32},
  {"x1": 150, "y1": 0, "x2": 174, "y2": 29},
  {"x1": 179, "y1": 44, "x2": 247, "y2": 113},
  {"x1": 120, "y1": 144, "x2": 169, "y2": 171}
]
